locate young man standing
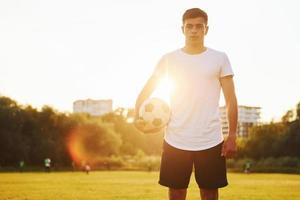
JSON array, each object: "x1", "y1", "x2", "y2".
[{"x1": 135, "y1": 8, "x2": 238, "y2": 200}]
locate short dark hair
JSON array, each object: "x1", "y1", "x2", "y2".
[{"x1": 182, "y1": 8, "x2": 208, "y2": 24}]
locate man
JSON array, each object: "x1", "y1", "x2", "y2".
[
  {"x1": 44, "y1": 158, "x2": 51, "y2": 172},
  {"x1": 19, "y1": 160, "x2": 25, "y2": 173},
  {"x1": 135, "y1": 8, "x2": 238, "y2": 200}
]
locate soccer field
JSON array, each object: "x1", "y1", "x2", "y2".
[{"x1": 0, "y1": 171, "x2": 299, "y2": 200}]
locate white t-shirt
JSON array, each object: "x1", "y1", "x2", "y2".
[{"x1": 153, "y1": 48, "x2": 234, "y2": 151}]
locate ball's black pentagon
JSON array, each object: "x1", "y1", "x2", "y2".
[
  {"x1": 152, "y1": 118, "x2": 162, "y2": 127},
  {"x1": 145, "y1": 103, "x2": 154, "y2": 112}
]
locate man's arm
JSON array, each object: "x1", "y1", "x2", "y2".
[
  {"x1": 220, "y1": 75, "x2": 238, "y2": 158},
  {"x1": 134, "y1": 75, "x2": 161, "y2": 133},
  {"x1": 135, "y1": 74, "x2": 160, "y2": 119}
]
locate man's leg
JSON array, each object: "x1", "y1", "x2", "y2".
[
  {"x1": 169, "y1": 188, "x2": 187, "y2": 200},
  {"x1": 159, "y1": 141, "x2": 193, "y2": 199},
  {"x1": 200, "y1": 188, "x2": 218, "y2": 200},
  {"x1": 193, "y1": 142, "x2": 228, "y2": 200}
]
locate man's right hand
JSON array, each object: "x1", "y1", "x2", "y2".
[{"x1": 134, "y1": 118, "x2": 163, "y2": 134}]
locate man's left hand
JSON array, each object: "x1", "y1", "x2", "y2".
[{"x1": 221, "y1": 135, "x2": 237, "y2": 158}]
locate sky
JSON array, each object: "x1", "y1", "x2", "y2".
[{"x1": 0, "y1": 0, "x2": 299, "y2": 122}]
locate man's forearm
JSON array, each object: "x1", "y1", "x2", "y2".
[
  {"x1": 227, "y1": 96, "x2": 238, "y2": 138},
  {"x1": 135, "y1": 76, "x2": 158, "y2": 119},
  {"x1": 135, "y1": 91, "x2": 150, "y2": 118}
]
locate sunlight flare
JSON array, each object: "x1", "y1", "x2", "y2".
[{"x1": 153, "y1": 77, "x2": 174, "y2": 104}]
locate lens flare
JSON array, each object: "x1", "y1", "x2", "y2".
[
  {"x1": 67, "y1": 125, "x2": 103, "y2": 165},
  {"x1": 153, "y1": 77, "x2": 174, "y2": 104},
  {"x1": 67, "y1": 127, "x2": 86, "y2": 164}
]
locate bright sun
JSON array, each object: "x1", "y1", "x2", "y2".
[{"x1": 152, "y1": 77, "x2": 174, "y2": 104}]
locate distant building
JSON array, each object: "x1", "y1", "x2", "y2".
[
  {"x1": 73, "y1": 99, "x2": 113, "y2": 116},
  {"x1": 220, "y1": 105, "x2": 261, "y2": 137}
]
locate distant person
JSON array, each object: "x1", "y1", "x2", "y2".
[
  {"x1": 44, "y1": 158, "x2": 51, "y2": 172},
  {"x1": 19, "y1": 160, "x2": 25, "y2": 172},
  {"x1": 244, "y1": 161, "x2": 251, "y2": 174},
  {"x1": 72, "y1": 161, "x2": 76, "y2": 172},
  {"x1": 85, "y1": 164, "x2": 91, "y2": 175},
  {"x1": 135, "y1": 8, "x2": 238, "y2": 200}
]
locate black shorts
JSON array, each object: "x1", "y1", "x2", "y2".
[{"x1": 159, "y1": 140, "x2": 228, "y2": 189}]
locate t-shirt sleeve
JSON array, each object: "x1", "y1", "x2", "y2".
[
  {"x1": 220, "y1": 53, "x2": 234, "y2": 78},
  {"x1": 152, "y1": 55, "x2": 168, "y2": 79}
]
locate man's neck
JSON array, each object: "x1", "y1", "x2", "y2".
[{"x1": 183, "y1": 42, "x2": 206, "y2": 55}]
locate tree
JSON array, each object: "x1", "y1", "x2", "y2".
[
  {"x1": 297, "y1": 102, "x2": 300, "y2": 120},
  {"x1": 281, "y1": 109, "x2": 294, "y2": 123}
]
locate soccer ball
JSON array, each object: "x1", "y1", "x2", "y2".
[{"x1": 138, "y1": 98, "x2": 171, "y2": 133}]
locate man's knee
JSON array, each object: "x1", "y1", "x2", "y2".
[
  {"x1": 200, "y1": 188, "x2": 218, "y2": 200},
  {"x1": 169, "y1": 188, "x2": 187, "y2": 200}
]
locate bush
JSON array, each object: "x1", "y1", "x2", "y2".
[
  {"x1": 228, "y1": 157, "x2": 300, "y2": 173},
  {"x1": 278, "y1": 156, "x2": 300, "y2": 167},
  {"x1": 227, "y1": 158, "x2": 254, "y2": 172}
]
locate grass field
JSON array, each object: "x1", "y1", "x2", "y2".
[{"x1": 0, "y1": 171, "x2": 300, "y2": 200}]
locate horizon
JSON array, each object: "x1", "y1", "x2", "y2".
[{"x1": 2, "y1": 94, "x2": 297, "y2": 124}]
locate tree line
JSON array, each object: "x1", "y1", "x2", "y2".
[
  {"x1": 0, "y1": 96, "x2": 299, "y2": 171},
  {"x1": 0, "y1": 96, "x2": 163, "y2": 169},
  {"x1": 237, "y1": 103, "x2": 300, "y2": 160}
]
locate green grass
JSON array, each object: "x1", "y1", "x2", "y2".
[{"x1": 0, "y1": 171, "x2": 299, "y2": 200}]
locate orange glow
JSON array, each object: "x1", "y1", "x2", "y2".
[
  {"x1": 67, "y1": 127, "x2": 87, "y2": 164},
  {"x1": 154, "y1": 77, "x2": 174, "y2": 104},
  {"x1": 67, "y1": 126, "x2": 103, "y2": 165}
]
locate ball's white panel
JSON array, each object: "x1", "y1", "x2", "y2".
[{"x1": 139, "y1": 98, "x2": 170, "y2": 132}]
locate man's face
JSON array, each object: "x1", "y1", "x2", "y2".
[{"x1": 182, "y1": 17, "x2": 208, "y2": 42}]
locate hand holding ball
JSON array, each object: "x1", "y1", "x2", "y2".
[{"x1": 135, "y1": 98, "x2": 171, "y2": 134}]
